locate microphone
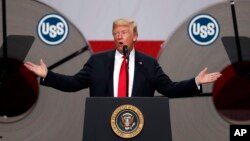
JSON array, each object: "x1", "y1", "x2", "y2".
[{"x1": 122, "y1": 45, "x2": 129, "y2": 59}]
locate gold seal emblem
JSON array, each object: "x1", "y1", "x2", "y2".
[{"x1": 111, "y1": 104, "x2": 144, "y2": 139}]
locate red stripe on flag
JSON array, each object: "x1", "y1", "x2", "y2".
[{"x1": 88, "y1": 40, "x2": 164, "y2": 59}]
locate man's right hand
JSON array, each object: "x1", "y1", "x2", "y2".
[{"x1": 24, "y1": 59, "x2": 48, "y2": 78}]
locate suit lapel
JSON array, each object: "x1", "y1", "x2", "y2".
[
  {"x1": 106, "y1": 50, "x2": 115, "y2": 97},
  {"x1": 132, "y1": 51, "x2": 146, "y2": 97}
]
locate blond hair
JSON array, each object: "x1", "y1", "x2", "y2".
[{"x1": 112, "y1": 18, "x2": 138, "y2": 36}]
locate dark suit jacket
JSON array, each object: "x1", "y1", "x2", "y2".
[{"x1": 41, "y1": 49, "x2": 200, "y2": 97}]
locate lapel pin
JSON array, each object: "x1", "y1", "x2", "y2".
[{"x1": 139, "y1": 61, "x2": 143, "y2": 65}]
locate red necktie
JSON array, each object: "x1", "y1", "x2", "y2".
[{"x1": 118, "y1": 56, "x2": 127, "y2": 97}]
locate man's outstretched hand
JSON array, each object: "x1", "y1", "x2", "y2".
[
  {"x1": 195, "y1": 67, "x2": 222, "y2": 85},
  {"x1": 24, "y1": 59, "x2": 48, "y2": 78}
]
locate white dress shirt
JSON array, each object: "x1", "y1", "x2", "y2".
[{"x1": 113, "y1": 49, "x2": 135, "y2": 97}]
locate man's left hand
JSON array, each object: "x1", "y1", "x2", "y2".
[{"x1": 195, "y1": 67, "x2": 222, "y2": 85}]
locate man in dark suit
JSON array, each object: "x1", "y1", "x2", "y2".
[{"x1": 24, "y1": 18, "x2": 221, "y2": 97}]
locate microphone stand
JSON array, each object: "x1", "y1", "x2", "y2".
[{"x1": 123, "y1": 46, "x2": 129, "y2": 97}]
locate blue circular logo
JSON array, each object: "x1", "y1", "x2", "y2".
[
  {"x1": 188, "y1": 14, "x2": 219, "y2": 46},
  {"x1": 37, "y1": 14, "x2": 69, "y2": 45}
]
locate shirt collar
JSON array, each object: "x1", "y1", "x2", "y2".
[{"x1": 115, "y1": 48, "x2": 135, "y2": 59}]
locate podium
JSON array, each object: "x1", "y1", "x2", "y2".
[{"x1": 82, "y1": 97, "x2": 172, "y2": 141}]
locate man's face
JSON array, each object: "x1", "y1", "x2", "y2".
[{"x1": 113, "y1": 25, "x2": 137, "y2": 53}]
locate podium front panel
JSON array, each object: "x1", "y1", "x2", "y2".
[{"x1": 83, "y1": 97, "x2": 172, "y2": 141}]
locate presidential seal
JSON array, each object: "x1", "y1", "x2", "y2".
[{"x1": 111, "y1": 104, "x2": 144, "y2": 139}]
